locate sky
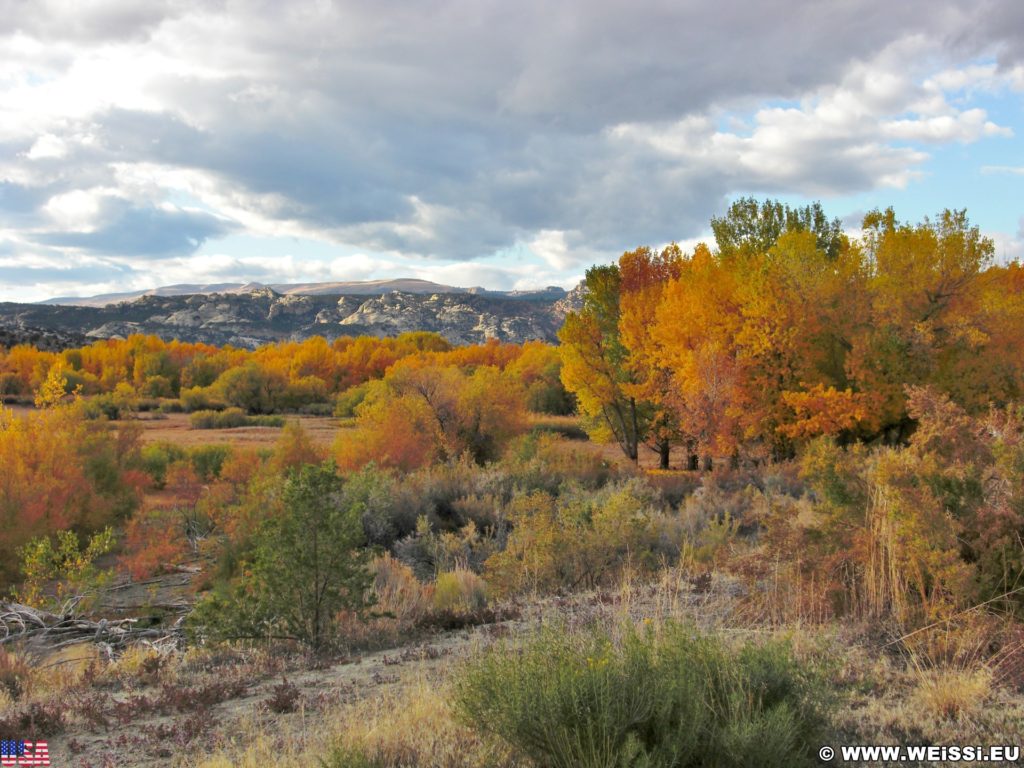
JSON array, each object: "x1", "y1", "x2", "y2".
[{"x1": 1, "y1": 0, "x2": 1023, "y2": 302}]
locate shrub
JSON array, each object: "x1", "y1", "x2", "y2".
[
  {"x1": 485, "y1": 480, "x2": 671, "y2": 597},
  {"x1": 190, "y1": 461, "x2": 373, "y2": 649},
  {"x1": 433, "y1": 569, "x2": 488, "y2": 614},
  {"x1": 190, "y1": 444, "x2": 231, "y2": 481},
  {"x1": 335, "y1": 383, "x2": 370, "y2": 417},
  {"x1": 138, "y1": 442, "x2": 187, "y2": 487},
  {"x1": 265, "y1": 677, "x2": 302, "y2": 714},
  {"x1": 190, "y1": 408, "x2": 249, "y2": 429},
  {"x1": 121, "y1": 505, "x2": 190, "y2": 579},
  {"x1": 190, "y1": 408, "x2": 286, "y2": 429},
  {"x1": 180, "y1": 386, "x2": 225, "y2": 413},
  {"x1": 454, "y1": 621, "x2": 827, "y2": 768},
  {"x1": 17, "y1": 528, "x2": 115, "y2": 611}
]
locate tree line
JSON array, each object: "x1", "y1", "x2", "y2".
[{"x1": 560, "y1": 200, "x2": 1023, "y2": 467}]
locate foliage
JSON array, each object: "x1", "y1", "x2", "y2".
[
  {"x1": 433, "y1": 569, "x2": 488, "y2": 614},
  {"x1": 190, "y1": 408, "x2": 285, "y2": 429},
  {"x1": 557, "y1": 205, "x2": 1019, "y2": 464},
  {"x1": 0, "y1": 404, "x2": 143, "y2": 586},
  {"x1": 190, "y1": 461, "x2": 373, "y2": 649},
  {"x1": 336, "y1": 364, "x2": 527, "y2": 471},
  {"x1": 559, "y1": 262, "x2": 654, "y2": 462},
  {"x1": 454, "y1": 620, "x2": 827, "y2": 768},
  {"x1": 17, "y1": 528, "x2": 115, "y2": 611},
  {"x1": 484, "y1": 479, "x2": 671, "y2": 597},
  {"x1": 121, "y1": 504, "x2": 190, "y2": 579}
]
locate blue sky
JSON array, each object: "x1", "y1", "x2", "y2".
[{"x1": 1, "y1": 1, "x2": 1022, "y2": 301}]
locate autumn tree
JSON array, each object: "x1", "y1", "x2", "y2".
[
  {"x1": 618, "y1": 244, "x2": 684, "y2": 468},
  {"x1": 336, "y1": 364, "x2": 526, "y2": 471},
  {"x1": 559, "y1": 265, "x2": 650, "y2": 462},
  {"x1": 0, "y1": 404, "x2": 143, "y2": 586}
]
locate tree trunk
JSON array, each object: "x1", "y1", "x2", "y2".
[{"x1": 659, "y1": 441, "x2": 670, "y2": 470}]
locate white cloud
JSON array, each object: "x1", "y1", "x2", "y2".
[
  {"x1": 25, "y1": 134, "x2": 68, "y2": 159},
  {"x1": 981, "y1": 165, "x2": 1024, "y2": 175},
  {"x1": 0, "y1": 0, "x2": 1022, "y2": 299}
]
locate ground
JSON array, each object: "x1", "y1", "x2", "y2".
[{"x1": 22, "y1": 571, "x2": 1024, "y2": 767}]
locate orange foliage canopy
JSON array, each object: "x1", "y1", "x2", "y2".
[
  {"x1": 0, "y1": 403, "x2": 144, "y2": 583},
  {"x1": 563, "y1": 206, "x2": 1024, "y2": 463}
]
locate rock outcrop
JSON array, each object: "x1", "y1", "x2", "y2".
[{"x1": 0, "y1": 282, "x2": 586, "y2": 349}]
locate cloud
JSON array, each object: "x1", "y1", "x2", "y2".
[
  {"x1": 990, "y1": 219, "x2": 1024, "y2": 264},
  {"x1": 0, "y1": 0, "x2": 1022, "y2": 300},
  {"x1": 37, "y1": 198, "x2": 236, "y2": 257},
  {"x1": 981, "y1": 165, "x2": 1024, "y2": 175}
]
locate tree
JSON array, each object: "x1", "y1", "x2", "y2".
[
  {"x1": 711, "y1": 197, "x2": 845, "y2": 260},
  {"x1": 559, "y1": 265, "x2": 649, "y2": 462},
  {"x1": 192, "y1": 461, "x2": 372, "y2": 649},
  {"x1": 618, "y1": 245, "x2": 685, "y2": 468},
  {"x1": 335, "y1": 364, "x2": 526, "y2": 471}
]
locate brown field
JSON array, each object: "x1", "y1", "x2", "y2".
[{"x1": 132, "y1": 411, "x2": 349, "y2": 449}]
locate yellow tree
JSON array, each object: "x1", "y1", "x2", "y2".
[
  {"x1": 848, "y1": 209, "x2": 996, "y2": 438},
  {"x1": 651, "y1": 244, "x2": 746, "y2": 464},
  {"x1": 618, "y1": 244, "x2": 684, "y2": 468}
]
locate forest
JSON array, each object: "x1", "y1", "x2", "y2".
[{"x1": 1, "y1": 201, "x2": 1023, "y2": 767}]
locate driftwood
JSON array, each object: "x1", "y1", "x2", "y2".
[{"x1": 0, "y1": 601, "x2": 184, "y2": 653}]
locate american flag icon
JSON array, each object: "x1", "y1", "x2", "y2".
[{"x1": 0, "y1": 740, "x2": 49, "y2": 766}]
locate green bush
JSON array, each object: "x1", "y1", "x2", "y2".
[
  {"x1": 180, "y1": 386, "x2": 226, "y2": 413},
  {"x1": 139, "y1": 442, "x2": 187, "y2": 487},
  {"x1": 189, "y1": 461, "x2": 373, "y2": 649},
  {"x1": 189, "y1": 409, "x2": 285, "y2": 429},
  {"x1": 190, "y1": 444, "x2": 232, "y2": 481},
  {"x1": 335, "y1": 383, "x2": 370, "y2": 417},
  {"x1": 433, "y1": 569, "x2": 488, "y2": 614},
  {"x1": 454, "y1": 621, "x2": 827, "y2": 768},
  {"x1": 191, "y1": 408, "x2": 250, "y2": 429},
  {"x1": 249, "y1": 414, "x2": 286, "y2": 427}
]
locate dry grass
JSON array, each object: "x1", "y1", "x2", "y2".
[
  {"x1": 132, "y1": 412, "x2": 344, "y2": 449},
  {"x1": 0, "y1": 644, "x2": 104, "y2": 707},
  {"x1": 371, "y1": 554, "x2": 433, "y2": 626},
  {"x1": 911, "y1": 667, "x2": 992, "y2": 721},
  {"x1": 194, "y1": 678, "x2": 517, "y2": 768}
]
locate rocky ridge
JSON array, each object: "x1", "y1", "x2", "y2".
[{"x1": 0, "y1": 284, "x2": 585, "y2": 349}]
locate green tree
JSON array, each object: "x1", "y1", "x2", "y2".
[
  {"x1": 559, "y1": 265, "x2": 650, "y2": 463},
  {"x1": 192, "y1": 461, "x2": 372, "y2": 649},
  {"x1": 711, "y1": 197, "x2": 845, "y2": 260}
]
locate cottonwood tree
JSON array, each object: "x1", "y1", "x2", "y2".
[{"x1": 559, "y1": 264, "x2": 651, "y2": 463}]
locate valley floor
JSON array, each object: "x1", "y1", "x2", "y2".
[{"x1": 28, "y1": 569, "x2": 1024, "y2": 767}]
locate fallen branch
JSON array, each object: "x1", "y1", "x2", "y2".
[{"x1": 0, "y1": 601, "x2": 184, "y2": 652}]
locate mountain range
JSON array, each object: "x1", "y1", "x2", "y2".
[{"x1": 0, "y1": 280, "x2": 585, "y2": 349}]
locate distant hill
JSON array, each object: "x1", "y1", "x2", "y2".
[
  {"x1": 3, "y1": 281, "x2": 583, "y2": 349},
  {"x1": 41, "y1": 279, "x2": 478, "y2": 307}
]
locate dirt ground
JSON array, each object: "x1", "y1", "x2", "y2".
[{"x1": 43, "y1": 576, "x2": 724, "y2": 768}]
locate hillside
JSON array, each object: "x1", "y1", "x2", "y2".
[{"x1": 0, "y1": 284, "x2": 583, "y2": 349}]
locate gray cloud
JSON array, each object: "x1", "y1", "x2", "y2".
[
  {"x1": 37, "y1": 200, "x2": 235, "y2": 258},
  {"x1": 0, "y1": 0, "x2": 1021, "y2": 297},
  {"x1": 0, "y1": 263, "x2": 132, "y2": 285}
]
